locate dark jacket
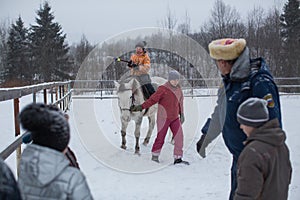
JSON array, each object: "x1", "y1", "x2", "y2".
[
  {"x1": 200, "y1": 47, "x2": 282, "y2": 159},
  {"x1": 234, "y1": 119, "x2": 292, "y2": 200},
  {"x1": 0, "y1": 158, "x2": 22, "y2": 200},
  {"x1": 142, "y1": 81, "x2": 183, "y2": 120},
  {"x1": 18, "y1": 144, "x2": 93, "y2": 200}
]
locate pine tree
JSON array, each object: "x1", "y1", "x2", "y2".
[
  {"x1": 30, "y1": 2, "x2": 70, "y2": 82},
  {"x1": 5, "y1": 16, "x2": 30, "y2": 86},
  {"x1": 280, "y1": 0, "x2": 300, "y2": 76}
]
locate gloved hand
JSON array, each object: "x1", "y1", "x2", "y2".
[
  {"x1": 132, "y1": 63, "x2": 139, "y2": 70},
  {"x1": 196, "y1": 134, "x2": 206, "y2": 158},
  {"x1": 196, "y1": 118, "x2": 211, "y2": 158},
  {"x1": 201, "y1": 118, "x2": 211, "y2": 134},
  {"x1": 130, "y1": 104, "x2": 143, "y2": 112},
  {"x1": 180, "y1": 114, "x2": 185, "y2": 124},
  {"x1": 22, "y1": 132, "x2": 32, "y2": 144},
  {"x1": 127, "y1": 60, "x2": 133, "y2": 67}
]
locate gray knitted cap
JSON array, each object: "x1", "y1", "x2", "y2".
[
  {"x1": 168, "y1": 70, "x2": 180, "y2": 81},
  {"x1": 237, "y1": 98, "x2": 269, "y2": 128}
]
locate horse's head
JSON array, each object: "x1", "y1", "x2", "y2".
[{"x1": 115, "y1": 78, "x2": 137, "y2": 122}]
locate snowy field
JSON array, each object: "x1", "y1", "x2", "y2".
[{"x1": 1, "y1": 94, "x2": 299, "y2": 200}]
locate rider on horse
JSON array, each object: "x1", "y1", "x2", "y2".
[{"x1": 127, "y1": 41, "x2": 155, "y2": 99}]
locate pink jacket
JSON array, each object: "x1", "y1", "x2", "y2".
[{"x1": 142, "y1": 82, "x2": 184, "y2": 120}]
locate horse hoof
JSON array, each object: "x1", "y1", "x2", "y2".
[
  {"x1": 143, "y1": 138, "x2": 150, "y2": 146},
  {"x1": 142, "y1": 141, "x2": 148, "y2": 146},
  {"x1": 134, "y1": 151, "x2": 141, "y2": 156},
  {"x1": 121, "y1": 145, "x2": 127, "y2": 150}
]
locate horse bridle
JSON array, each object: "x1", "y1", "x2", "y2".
[{"x1": 118, "y1": 89, "x2": 136, "y2": 111}]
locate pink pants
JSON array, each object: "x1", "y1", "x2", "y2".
[{"x1": 151, "y1": 117, "x2": 183, "y2": 158}]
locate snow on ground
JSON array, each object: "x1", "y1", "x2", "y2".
[{"x1": 1, "y1": 94, "x2": 299, "y2": 200}]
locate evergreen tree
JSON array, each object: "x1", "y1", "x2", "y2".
[
  {"x1": 68, "y1": 34, "x2": 94, "y2": 79},
  {"x1": 5, "y1": 16, "x2": 30, "y2": 86},
  {"x1": 280, "y1": 0, "x2": 300, "y2": 76},
  {"x1": 30, "y1": 2, "x2": 70, "y2": 82}
]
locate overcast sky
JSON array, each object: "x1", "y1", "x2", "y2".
[{"x1": 1, "y1": 0, "x2": 285, "y2": 44}]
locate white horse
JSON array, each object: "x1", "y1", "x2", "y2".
[{"x1": 115, "y1": 76, "x2": 165, "y2": 154}]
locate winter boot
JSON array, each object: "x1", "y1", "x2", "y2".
[
  {"x1": 174, "y1": 158, "x2": 190, "y2": 165},
  {"x1": 151, "y1": 155, "x2": 159, "y2": 163}
]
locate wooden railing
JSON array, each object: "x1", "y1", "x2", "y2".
[{"x1": 0, "y1": 81, "x2": 72, "y2": 175}]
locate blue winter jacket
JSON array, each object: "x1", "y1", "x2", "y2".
[{"x1": 199, "y1": 47, "x2": 282, "y2": 159}]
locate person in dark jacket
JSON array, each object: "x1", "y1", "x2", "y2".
[
  {"x1": 196, "y1": 38, "x2": 282, "y2": 200},
  {"x1": 131, "y1": 70, "x2": 187, "y2": 164},
  {"x1": 0, "y1": 158, "x2": 22, "y2": 200},
  {"x1": 18, "y1": 103, "x2": 93, "y2": 200},
  {"x1": 234, "y1": 97, "x2": 292, "y2": 200}
]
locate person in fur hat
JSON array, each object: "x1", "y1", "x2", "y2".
[
  {"x1": 127, "y1": 41, "x2": 155, "y2": 99},
  {"x1": 18, "y1": 103, "x2": 93, "y2": 200},
  {"x1": 235, "y1": 98, "x2": 292, "y2": 200},
  {"x1": 195, "y1": 38, "x2": 282, "y2": 200}
]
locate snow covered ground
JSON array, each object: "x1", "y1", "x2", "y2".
[{"x1": 1, "y1": 94, "x2": 299, "y2": 199}]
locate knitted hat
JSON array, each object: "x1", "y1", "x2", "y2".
[
  {"x1": 237, "y1": 98, "x2": 269, "y2": 128},
  {"x1": 168, "y1": 70, "x2": 180, "y2": 80},
  {"x1": 135, "y1": 41, "x2": 147, "y2": 49},
  {"x1": 19, "y1": 103, "x2": 70, "y2": 152},
  {"x1": 208, "y1": 38, "x2": 246, "y2": 60}
]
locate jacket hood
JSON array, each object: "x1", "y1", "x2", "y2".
[
  {"x1": 165, "y1": 81, "x2": 181, "y2": 90},
  {"x1": 246, "y1": 119, "x2": 286, "y2": 146},
  {"x1": 230, "y1": 47, "x2": 250, "y2": 81},
  {"x1": 20, "y1": 144, "x2": 69, "y2": 186}
]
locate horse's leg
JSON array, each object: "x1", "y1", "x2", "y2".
[
  {"x1": 121, "y1": 120, "x2": 128, "y2": 150},
  {"x1": 143, "y1": 115, "x2": 155, "y2": 146},
  {"x1": 134, "y1": 117, "x2": 142, "y2": 155}
]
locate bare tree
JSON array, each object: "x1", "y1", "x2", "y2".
[
  {"x1": 209, "y1": 0, "x2": 246, "y2": 39},
  {"x1": 0, "y1": 19, "x2": 9, "y2": 84},
  {"x1": 160, "y1": 5, "x2": 177, "y2": 30},
  {"x1": 177, "y1": 10, "x2": 191, "y2": 35},
  {"x1": 262, "y1": 7, "x2": 282, "y2": 76},
  {"x1": 246, "y1": 6, "x2": 266, "y2": 57}
]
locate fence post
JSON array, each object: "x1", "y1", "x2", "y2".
[
  {"x1": 51, "y1": 87, "x2": 54, "y2": 103},
  {"x1": 43, "y1": 89, "x2": 47, "y2": 104},
  {"x1": 33, "y1": 92, "x2": 36, "y2": 103},
  {"x1": 59, "y1": 86, "x2": 62, "y2": 109},
  {"x1": 13, "y1": 98, "x2": 21, "y2": 177},
  {"x1": 55, "y1": 86, "x2": 59, "y2": 108},
  {"x1": 63, "y1": 85, "x2": 65, "y2": 111}
]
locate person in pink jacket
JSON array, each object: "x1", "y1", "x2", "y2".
[{"x1": 130, "y1": 70, "x2": 189, "y2": 165}]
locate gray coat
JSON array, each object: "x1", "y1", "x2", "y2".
[{"x1": 18, "y1": 144, "x2": 93, "y2": 200}]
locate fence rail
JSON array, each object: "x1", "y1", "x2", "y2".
[
  {"x1": 1, "y1": 77, "x2": 300, "y2": 175},
  {"x1": 0, "y1": 81, "x2": 72, "y2": 176},
  {"x1": 71, "y1": 77, "x2": 300, "y2": 99}
]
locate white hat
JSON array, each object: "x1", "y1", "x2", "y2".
[{"x1": 208, "y1": 38, "x2": 246, "y2": 60}]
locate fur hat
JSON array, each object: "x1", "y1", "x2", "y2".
[
  {"x1": 168, "y1": 70, "x2": 180, "y2": 81},
  {"x1": 135, "y1": 41, "x2": 147, "y2": 49},
  {"x1": 208, "y1": 38, "x2": 246, "y2": 60},
  {"x1": 237, "y1": 98, "x2": 269, "y2": 128},
  {"x1": 19, "y1": 103, "x2": 70, "y2": 152}
]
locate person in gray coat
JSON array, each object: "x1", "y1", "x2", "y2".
[
  {"x1": 18, "y1": 103, "x2": 93, "y2": 200},
  {"x1": 0, "y1": 158, "x2": 21, "y2": 200},
  {"x1": 235, "y1": 98, "x2": 292, "y2": 200}
]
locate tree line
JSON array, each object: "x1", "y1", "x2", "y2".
[{"x1": 0, "y1": 0, "x2": 299, "y2": 87}]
